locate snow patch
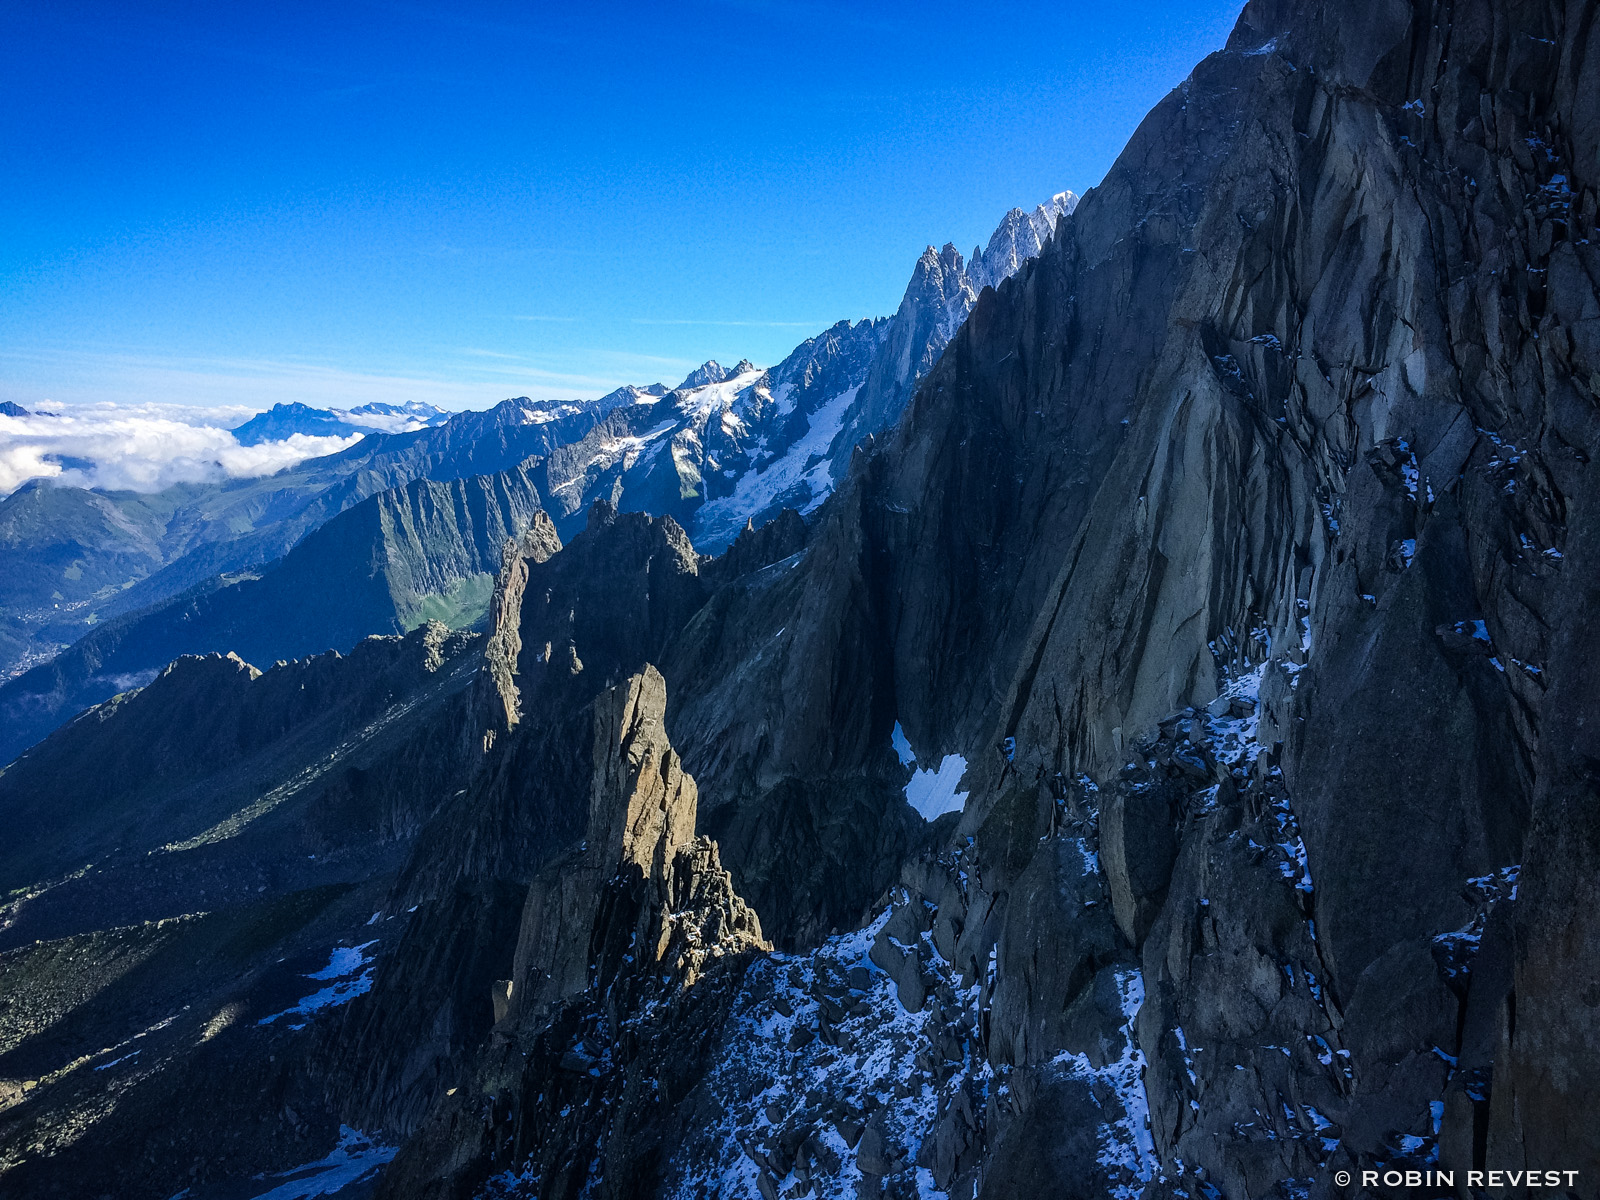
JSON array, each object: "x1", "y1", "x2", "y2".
[
  {"x1": 890, "y1": 721, "x2": 916, "y2": 767},
  {"x1": 674, "y1": 368, "x2": 766, "y2": 424},
  {"x1": 904, "y1": 755, "x2": 968, "y2": 821},
  {"x1": 246, "y1": 1126, "x2": 397, "y2": 1199},
  {"x1": 258, "y1": 941, "x2": 378, "y2": 1030},
  {"x1": 1203, "y1": 661, "x2": 1266, "y2": 767}
]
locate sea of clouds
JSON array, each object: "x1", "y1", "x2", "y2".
[{"x1": 0, "y1": 402, "x2": 433, "y2": 497}]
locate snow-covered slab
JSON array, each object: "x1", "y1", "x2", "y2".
[
  {"x1": 674, "y1": 368, "x2": 767, "y2": 423},
  {"x1": 664, "y1": 910, "x2": 966, "y2": 1200},
  {"x1": 692, "y1": 384, "x2": 859, "y2": 548},
  {"x1": 1047, "y1": 968, "x2": 1157, "y2": 1199}
]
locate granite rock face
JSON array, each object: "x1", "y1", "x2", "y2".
[
  {"x1": 774, "y1": 0, "x2": 1599, "y2": 1192},
  {"x1": 505, "y1": 665, "x2": 766, "y2": 1021}
]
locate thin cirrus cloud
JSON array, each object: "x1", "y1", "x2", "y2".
[
  {"x1": 513, "y1": 314, "x2": 835, "y2": 329},
  {"x1": 628, "y1": 318, "x2": 833, "y2": 328},
  {"x1": 0, "y1": 345, "x2": 698, "y2": 414}
]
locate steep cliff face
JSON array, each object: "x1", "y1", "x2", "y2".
[
  {"x1": 512, "y1": 503, "x2": 709, "y2": 716},
  {"x1": 661, "y1": 481, "x2": 945, "y2": 948},
  {"x1": 702, "y1": 0, "x2": 1597, "y2": 1192},
  {"x1": 602, "y1": 0, "x2": 1600, "y2": 1192},
  {"x1": 951, "y1": 1, "x2": 1600, "y2": 1190}
]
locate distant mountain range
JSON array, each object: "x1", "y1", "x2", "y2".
[
  {"x1": 0, "y1": 194, "x2": 1075, "y2": 757},
  {"x1": 230, "y1": 400, "x2": 454, "y2": 445}
]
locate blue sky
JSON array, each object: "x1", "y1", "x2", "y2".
[{"x1": 1, "y1": 1, "x2": 1246, "y2": 412}]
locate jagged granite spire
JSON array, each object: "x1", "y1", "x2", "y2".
[{"x1": 381, "y1": 667, "x2": 767, "y2": 1198}]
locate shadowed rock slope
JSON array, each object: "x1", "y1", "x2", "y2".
[{"x1": 0, "y1": 623, "x2": 491, "y2": 1195}]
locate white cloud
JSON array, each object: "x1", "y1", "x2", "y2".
[
  {"x1": 26, "y1": 399, "x2": 262, "y2": 427},
  {"x1": 333, "y1": 410, "x2": 433, "y2": 436},
  {"x1": 0, "y1": 406, "x2": 363, "y2": 497}
]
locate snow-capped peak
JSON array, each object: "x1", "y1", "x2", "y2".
[
  {"x1": 678, "y1": 360, "x2": 731, "y2": 390},
  {"x1": 673, "y1": 364, "x2": 768, "y2": 424}
]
